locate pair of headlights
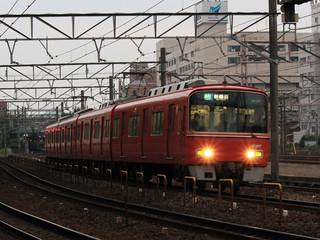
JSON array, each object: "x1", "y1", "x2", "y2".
[{"x1": 196, "y1": 148, "x2": 263, "y2": 158}]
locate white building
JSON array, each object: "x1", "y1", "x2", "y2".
[
  {"x1": 294, "y1": 0, "x2": 320, "y2": 143},
  {"x1": 156, "y1": 0, "x2": 318, "y2": 144}
]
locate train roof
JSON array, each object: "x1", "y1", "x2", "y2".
[
  {"x1": 148, "y1": 79, "x2": 218, "y2": 96},
  {"x1": 46, "y1": 80, "x2": 267, "y2": 130}
]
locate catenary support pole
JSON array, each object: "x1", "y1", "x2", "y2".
[
  {"x1": 269, "y1": 0, "x2": 279, "y2": 182},
  {"x1": 160, "y1": 47, "x2": 166, "y2": 86}
]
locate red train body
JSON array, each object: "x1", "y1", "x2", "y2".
[{"x1": 46, "y1": 80, "x2": 270, "y2": 187}]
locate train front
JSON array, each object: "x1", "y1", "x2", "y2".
[{"x1": 185, "y1": 86, "x2": 270, "y2": 186}]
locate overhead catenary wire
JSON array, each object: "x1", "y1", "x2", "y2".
[
  {"x1": 0, "y1": 0, "x2": 37, "y2": 37},
  {"x1": 1, "y1": 1, "x2": 317, "y2": 114}
]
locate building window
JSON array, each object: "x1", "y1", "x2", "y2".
[
  {"x1": 227, "y1": 45, "x2": 240, "y2": 52},
  {"x1": 302, "y1": 123, "x2": 307, "y2": 130},
  {"x1": 312, "y1": 126, "x2": 316, "y2": 133},
  {"x1": 278, "y1": 45, "x2": 286, "y2": 51},
  {"x1": 84, "y1": 123, "x2": 89, "y2": 140},
  {"x1": 248, "y1": 55, "x2": 265, "y2": 62},
  {"x1": 248, "y1": 45, "x2": 265, "y2": 52},
  {"x1": 228, "y1": 57, "x2": 240, "y2": 64},
  {"x1": 289, "y1": 44, "x2": 299, "y2": 51},
  {"x1": 105, "y1": 119, "x2": 110, "y2": 138},
  {"x1": 129, "y1": 115, "x2": 140, "y2": 137},
  {"x1": 151, "y1": 111, "x2": 164, "y2": 135},
  {"x1": 290, "y1": 56, "x2": 299, "y2": 62},
  {"x1": 113, "y1": 118, "x2": 120, "y2": 138},
  {"x1": 94, "y1": 121, "x2": 100, "y2": 139}
]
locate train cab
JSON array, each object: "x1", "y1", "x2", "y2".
[{"x1": 185, "y1": 85, "x2": 270, "y2": 185}]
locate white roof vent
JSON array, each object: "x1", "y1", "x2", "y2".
[{"x1": 148, "y1": 79, "x2": 218, "y2": 96}]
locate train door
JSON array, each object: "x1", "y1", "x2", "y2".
[
  {"x1": 59, "y1": 128, "x2": 62, "y2": 155},
  {"x1": 120, "y1": 112, "x2": 127, "y2": 157},
  {"x1": 64, "y1": 128, "x2": 67, "y2": 154},
  {"x1": 70, "y1": 124, "x2": 73, "y2": 155},
  {"x1": 72, "y1": 125, "x2": 76, "y2": 156},
  {"x1": 80, "y1": 121, "x2": 83, "y2": 156},
  {"x1": 100, "y1": 117, "x2": 104, "y2": 156},
  {"x1": 167, "y1": 104, "x2": 175, "y2": 159},
  {"x1": 90, "y1": 119, "x2": 93, "y2": 156},
  {"x1": 141, "y1": 108, "x2": 148, "y2": 158}
]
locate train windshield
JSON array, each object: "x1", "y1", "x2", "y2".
[{"x1": 189, "y1": 91, "x2": 268, "y2": 133}]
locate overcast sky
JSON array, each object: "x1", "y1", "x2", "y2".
[
  {"x1": 0, "y1": 0, "x2": 313, "y2": 110},
  {"x1": 0, "y1": 0, "x2": 311, "y2": 15},
  {"x1": 0, "y1": 0, "x2": 312, "y2": 65}
]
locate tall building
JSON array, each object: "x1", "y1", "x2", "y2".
[
  {"x1": 157, "y1": 1, "x2": 306, "y2": 91},
  {"x1": 294, "y1": 0, "x2": 320, "y2": 142},
  {"x1": 156, "y1": 0, "x2": 317, "y2": 144}
]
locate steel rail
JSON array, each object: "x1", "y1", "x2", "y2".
[
  {"x1": 0, "y1": 160, "x2": 318, "y2": 240},
  {"x1": 0, "y1": 203, "x2": 99, "y2": 240},
  {"x1": 278, "y1": 155, "x2": 320, "y2": 164},
  {"x1": 264, "y1": 174, "x2": 320, "y2": 188},
  {"x1": 0, "y1": 220, "x2": 41, "y2": 240}
]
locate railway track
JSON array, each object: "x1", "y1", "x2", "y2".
[
  {"x1": 0, "y1": 202, "x2": 98, "y2": 240},
  {"x1": 264, "y1": 174, "x2": 320, "y2": 188},
  {"x1": 0, "y1": 219, "x2": 41, "y2": 240},
  {"x1": 278, "y1": 155, "x2": 320, "y2": 164},
  {"x1": 1, "y1": 159, "x2": 319, "y2": 240}
]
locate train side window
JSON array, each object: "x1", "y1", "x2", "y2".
[
  {"x1": 61, "y1": 129, "x2": 65, "y2": 143},
  {"x1": 101, "y1": 117, "x2": 104, "y2": 139},
  {"x1": 113, "y1": 118, "x2": 120, "y2": 138},
  {"x1": 94, "y1": 121, "x2": 100, "y2": 139},
  {"x1": 151, "y1": 111, "x2": 164, "y2": 135},
  {"x1": 84, "y1": 123, "x2": 90, "y2": 140},
  {"x1": 105, "y1": 119, "x2": 110, "y2": 138},
  {"x1": 73, "y1": 126, "x2": 76, "y2": 141},
  {"x1": 129, "y1": 115, "x2": 140, "y2": 137},
  {"x1": 67, "y1": 128, "x2": 71, "y2": 142},
  {"x1": 77, "y1": 126, "x2": 81, "y2": 140},
  {"x1": 56, "y1": 131, "x2": 59, "y2": 143}
]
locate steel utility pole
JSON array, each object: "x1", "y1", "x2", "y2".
[
  {"x1": 160, "y1": 48, "x2": 166, "y2": 86},
  {"x1": 269, "y1": 0, "x2": 279, "y2": 182},
  {"x1": 109, "y1": 76, "x2": 114, "y2": 101}
]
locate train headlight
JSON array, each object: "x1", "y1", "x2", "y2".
[
  {"x1": 247, "y1": 150, "x2": 255, "y2": 158},
  {"x1": 246, "y1": 150, "x2": 263, "y2": 158},
  {"x1": 196, "y1": 148, "x2": 213, "y2": 157}
]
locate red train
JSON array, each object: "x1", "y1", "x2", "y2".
[{"x1": 45, "y1": 79, "x2": 270, "y2": 189}]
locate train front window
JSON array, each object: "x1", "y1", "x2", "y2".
[{"x1": 189, "y1": 91, "x2": 268, "y2": 133}]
